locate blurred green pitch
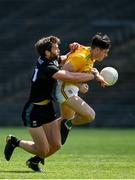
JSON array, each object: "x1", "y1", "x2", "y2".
[{"x1": 0, "y1": 127, "x2": 135, "y2": 179}]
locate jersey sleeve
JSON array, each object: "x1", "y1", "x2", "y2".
[{"x1": 45, "y1": 65, "x2": 59, "y2": 77}]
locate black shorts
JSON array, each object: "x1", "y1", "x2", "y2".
[{"x1": 22, "y1": 101, "x2": 56, "y2": 127}]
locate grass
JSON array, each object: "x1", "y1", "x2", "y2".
[{"x1": 0, "y1": 127, "x2": 135, "y2": 179}]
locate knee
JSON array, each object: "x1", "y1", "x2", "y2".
[
  {"x1": 52, "y1": 142, "x2": 61, "y2": 152},
  {"x1": 84, "y1": 109, "x2": 96, "y2": 123},
  {"x1": 90, "y1": 110, "x2": 96, "y2": 121},
  {"x1": 38, "y1": 146, "x2": 50, "y2": 159}
]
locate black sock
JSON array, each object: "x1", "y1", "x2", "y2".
[
  {"x1": 11, "y1": 137, "x2": 20, "y2": 147},
  {"x1": 32, "y1": 155, "x2": 44, "y2": 164},
  {"x1": 32, "y1": 155, "x2": 43, "y2": 163},
  {"x1": 15, "y1": 139, "x2": 21, "y2": 147},
  {"x1": 61, "y1": 119, "x2": 72, "y2": 145}
]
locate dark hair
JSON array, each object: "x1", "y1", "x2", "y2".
[
  {"x1": 35, "y1": 35, "x2": 60, "y2": 57},
  {"x1": 91, "y1": 32, "x2": 111, "y2": 49}
]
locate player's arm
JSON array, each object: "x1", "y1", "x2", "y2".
[
  {"x1": 91, "y1": 68, "x2": 109, "y2": 87},
  {"x1": 59, "y1": 42, "x2": 80, "y2": 66},
  {"x1": 52, "y1": 70, "x2": 95, "y2": 83},
  {"x1": 58, "y1": 55, "x2": 68, "y2": 66},
  {"x1": 61, "y1": 57, "x2": 90, "y2": 91}
]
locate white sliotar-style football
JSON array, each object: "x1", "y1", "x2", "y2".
[{"x1": 100, "y1": 67, "x2": 118, "y2": 86}]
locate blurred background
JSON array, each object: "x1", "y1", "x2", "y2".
[{"x1": 0, "y1": 0, "x2": 135, "y2": 127}]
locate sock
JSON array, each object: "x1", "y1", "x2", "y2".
[
  {"x1": 32, "y1": 155, "x2": 44, "y2": 164},
  {"x1": 60, "y1": 119, "x2": 72, "y2": 145},
  {"x1": 65, "y1": 119, "x2": 72, "y2": 130},
  {"x1": 16, "y1": 139, "x2": 21, "y2": 147},
  {"x1": 11, "y1": 137, "x2": 21, "y2": 147}
]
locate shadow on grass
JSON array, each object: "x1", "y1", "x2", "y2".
[{"x1": 0, "y1": 170, "x2": 37, "y2": 173}]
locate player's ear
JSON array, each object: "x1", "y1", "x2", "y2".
[
  {"x1": 95, "y1": 47, "x2": 101, "y2": 53},
  {"x1": 93, "y1": 47, "x2": 100, "y2": 55}
]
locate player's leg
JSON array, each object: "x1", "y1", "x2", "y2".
[
  {"x1": 64, "y1": 95, "x2": 95, "y2": 125},
  {"x1": 23, "y1": 126, "x2": 50, "y2": 172},
  {"x1": 56, "y1": 82, "x2": 95, "y2": 144},
  {"x1": 4, "y1": 101, "x2": 61, "y2": 172},
  {"x1": 42, "y1": 118, "x2": 62, "y2": 157},
  {"x1": 26, "y1": 118, "x2": 62, "y2": 171},
  {"x1": 55, "y1": 82, "x2": 78, "y2": 144},
  {"x1": 4, "y1": 126, "x2": 50, "y2": 172},
  {"x1": 60, "y1": 96, "x2": 95, "y2": 145},
  {"x1": 27, "y1": 119, "x2": 62, "y2": 157},
  {"x1": 26, "y1": 123, "x2": 60, "y2": 172},
  {"x1": 21, "y1": 101, "x2": 60, "y2": 158},
  {"x1": 4, "y1": 126, "x2": 50, "y2": 160},
  {"x1": 60, "y1": 104, "x2": 75, "y2": 120},
  {"x1": 27, "y1": 126, "x2": 50, "y2": 157},
  {"x1": 59, "y1": 104, "x2": 75, "y2": 145}
]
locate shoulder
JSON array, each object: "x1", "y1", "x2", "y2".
[
  {"x1": 43, "y1": 61, "x2": 59, "y2": 76},
  {"x1": 41, "y1": 61, "x2": 58, "y2": 69}
]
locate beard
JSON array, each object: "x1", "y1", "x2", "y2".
[{"x1": 50, "y1": 53, "x2": 59, "y2": 61}]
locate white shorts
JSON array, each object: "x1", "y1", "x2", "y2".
[{"x1": 55, "y1": 81, "x2": 79, "y2": 104}]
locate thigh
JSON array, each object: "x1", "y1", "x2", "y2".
[
  {"x1": 42, "y1": 120, "x2": 61, "y2": 147},
  {"x1": 60, "y1": 103, "x2": 75, "y2": 120},
  {"x1": 56, "y1": 81, "x2": 79, "y2": 104},
  {"x1": 29, "y1": 126, "x2": 49, "y2": 151},
  {"x1": 64, "y1": 96, "x2": 93, "y2": 117}
]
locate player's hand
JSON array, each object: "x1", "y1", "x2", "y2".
[
  {"x1": 91, "y1": 68, "x2": 99, "y2": 75},
  {"x1": 96, "y1": 74, "x2": 109, "y2": 87},
  {"x1": 78, "y1": 83, "x2": 89, "y2": 93},
  {"x1": 91, "y1": 68, "x2": 109, "y2": 87},
  {"x1": 69, "y1": 42, "x2": 80, "y2": 52}
]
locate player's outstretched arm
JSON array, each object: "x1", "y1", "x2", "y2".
[
  {"x1": 52, "y1": 70, "x2": 95, "y2": 83},
  {"x1": 91, "y1": 68, "x2": 109, "y2": 87}
]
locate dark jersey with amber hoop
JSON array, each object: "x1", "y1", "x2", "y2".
[{"x1": 28, "y1": 57, "x2": 59, "y2": 103}]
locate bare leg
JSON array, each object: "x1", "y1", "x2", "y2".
[
  {"x1": 19, "y1": 126, "x2": 50, "y2": 159},
  {"x1": 61, "y1": 96, "x2": 95, "y2": 125},
  {"x1": 19, "y1": 118, "x2": 62, "y2": 159},
  {"x1": 59, "y1": 96, "x2": 96, "y2": 145},
  {"x1": 42, "y1": 119, "x2": 61, "y2": 157}
]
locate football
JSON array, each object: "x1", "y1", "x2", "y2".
[{"x1": 100, "y1": 67, "x2": 118, "y2": 86}]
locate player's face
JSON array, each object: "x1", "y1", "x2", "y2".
[
  {"x1": 96, "y1": 48, "x2": 109, "y2": 61},
  {"x1": 50, "y1": 43, "x2": 60, "y2": 60}
]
